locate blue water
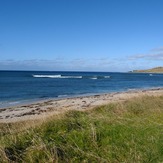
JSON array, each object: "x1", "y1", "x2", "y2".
[{"x1": 0, "y1": 71, "x2": 163, "y2": 108}]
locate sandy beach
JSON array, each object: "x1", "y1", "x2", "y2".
[{"x1": 0, "y1": 88, "x2": 163, "y2": 123}]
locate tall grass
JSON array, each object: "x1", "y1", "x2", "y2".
[{"x1": 0, "y1": 95, "x2": 163, "y2": 162}]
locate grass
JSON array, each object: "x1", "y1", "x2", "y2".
[
  {"x1": 0, "y1": 95, "x2": 163, "y2": 162},
  {"x1": 133, "y1": 66, "x2": 163, "y2": 73}
]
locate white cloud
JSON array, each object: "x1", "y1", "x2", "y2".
[
  {"x1": 0, "y1": 57, "x2": 116, "y2": 71},
  {"x1": 151, "y1": 46, "x2": 163, "y2": 52},
  {"x1": 129, "y1": 53, "x2": 163, "y2": 60},
  {"x1": 128, "y1": 46, "x2": 163, "y2": 61}
]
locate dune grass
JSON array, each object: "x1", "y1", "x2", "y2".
[{"x1": 0, "y1": 95, "x2": 163, "y2": 162}]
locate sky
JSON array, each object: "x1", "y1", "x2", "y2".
[{"x1": 0, "y1": 0, "x2": 163, "y2": 72}]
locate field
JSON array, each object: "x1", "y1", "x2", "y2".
[{"x1": 0, "y1": 95, "x2": 163, "y2": 162}]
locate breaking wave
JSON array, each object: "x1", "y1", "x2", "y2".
[
  {"x1": 33, "y1": 75, "x2": 61, "y2": 78},
  {"x1": 104, "y1": 76, "x2": 110, "y2": 78},
  {"x1": 90, "y1": 77, "x2": 98, "y2": 80},
  {"x1": 33, "y1": 74, "x2": 111, "y2": 79},
  {"x1": 60, "y1": 76, "x2": 82, "y2": 79},
  {"x1": 33, "y1": 75, "x2": 82, "y2": 79}
]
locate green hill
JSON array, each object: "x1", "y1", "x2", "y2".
[{"x1": 132, "y1": 67, "x2": 163, "y2": 73}]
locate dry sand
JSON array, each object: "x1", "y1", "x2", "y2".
[{"x1": 0, "y1": 88, "x2": 163, "y2": 123}]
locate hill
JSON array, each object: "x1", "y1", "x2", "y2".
[{"x1": 132, "y1": 67, "x2": 163, "y2": 73}]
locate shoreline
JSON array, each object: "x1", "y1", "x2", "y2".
[
  {"x1": 0, "y1": 87, "x2": 163, "y2": 123},
  {"x1": 0, "y1": 86, "x2": 162, "y2": 109}
]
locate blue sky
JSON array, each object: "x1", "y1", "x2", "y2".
[{"x1": 0, "y1": 0, "x2": 163, "y2": 71}]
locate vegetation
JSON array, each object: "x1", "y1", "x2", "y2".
[
  {"x1": 0, "y1": 95, "x2": 163, "y2": 162},
  {"x1": 132, "y1": 67, "x2": 163, "y2": 73}
]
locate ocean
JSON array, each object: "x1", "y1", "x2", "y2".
[{"x1": 0, "y1": 70, "x2": 163, "y2": 108}]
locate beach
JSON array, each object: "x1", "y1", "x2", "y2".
[{"x1": 0, "y1": 88, "x2": 163, "y2": 123}]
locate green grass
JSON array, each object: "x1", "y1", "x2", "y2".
[{"x1": 0, "y1": 95, "x2": 163, "y2": 162}]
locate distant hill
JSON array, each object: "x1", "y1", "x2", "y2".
[{"x1": 131, "y1": 67, "x2": 163, "y2": 73}]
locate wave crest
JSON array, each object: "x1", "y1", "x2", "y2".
[
  {"x1": 33, "y1": 75, "x2": 82, "y2": 79},
  {"x1": 33, "y1": 74, "x2": 111, "y2": 79},
  {"x1": 33, "y1": 75, "x2": 61, "y2": 78}
]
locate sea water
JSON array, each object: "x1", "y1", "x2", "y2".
[{"x1": 0, "y1": 70, "x2": 163, "y2": 108}]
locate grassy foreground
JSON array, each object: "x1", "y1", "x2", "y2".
[{"x1": 0, "y1": 96, "x2": 163, "y2": 162}]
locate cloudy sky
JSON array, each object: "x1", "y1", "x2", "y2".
[{"x1": 0, "y1": 0, "x2": 163, "y2": 72}]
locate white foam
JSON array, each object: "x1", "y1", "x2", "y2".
[
  {"x1": 9, "y1": 101, "x2": 20, "y2": 105},
  {"x1": 91, "y1": 77, "x2": 97, "y2": 80},
  {"x1": 33, "y1": 75, "x2": 82, "y2": 79},
  {"x1": 104, "y1": 76, "x2": 110, "y2": 78},
  {"x1": 61, "y1": 76, "x2": 82, "y2": 79},
  {"x1": 0, "y1": 101, "x2": 21, "y2": 108},
  {"x1": 58, "y1": 95, "x2": 68, "y2": 98},
  {"x1": 33, "y1": 75, "x2": 62, "y2": 78},
  {"x1": 33, "y1": 74, "x2": 111, "y2": 79}
]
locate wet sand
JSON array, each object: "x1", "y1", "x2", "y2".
[{"x1": 0, "y1": 88, "x2": 163, "y2": 123}]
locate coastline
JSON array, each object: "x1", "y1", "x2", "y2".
[{"x1": 0, "y1": 87, "x2": 163, "y2": 123}]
